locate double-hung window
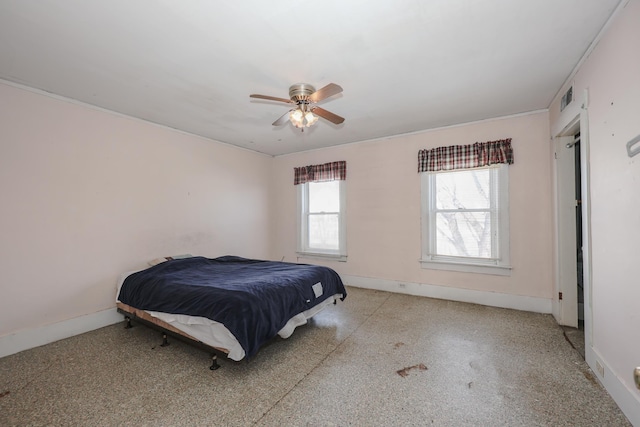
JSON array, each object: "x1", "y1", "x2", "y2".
[
  {"x1": 418, "y1": 139, "x2": 513, "y2": 275},
  {"x1": 295, "y1": 161, "x2": 347, "y2": 260}
]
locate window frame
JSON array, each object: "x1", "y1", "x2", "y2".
[
  {"x1": 296, "y1": 179, "x2": 347, "y2": 261},
  {"x1": 420, "y1": 164, "x2": 511, "y2": 275}
]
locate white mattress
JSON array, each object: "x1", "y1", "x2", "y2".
[{"x1": 116, "y1": 270, "x2": 341, "y2": 361}]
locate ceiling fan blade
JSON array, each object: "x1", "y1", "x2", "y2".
[
  {"x1": 308, "y1": 83, "x2": 343, "y2": 103},
  {"x1": 272, "y1": 110, "x2": 292, "y2": 126},
  {"x1": 250, "y1": 94, "x2": 293, "y2": 104},
  {"x1": 312, "y1": 107, "x2": 345, "y2": 124}
]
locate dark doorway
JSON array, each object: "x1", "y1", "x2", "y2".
[{"x1": 561, "y1": 131, "x2": 585, "y2": 359}]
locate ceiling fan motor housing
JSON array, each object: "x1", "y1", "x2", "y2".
[{"x1": 289, "y1": 83, "x2": 315, "y2": 102}]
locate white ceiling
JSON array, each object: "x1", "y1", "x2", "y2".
[{"x1": 0, "y1": 0, "x2": 621, "y2": 156}]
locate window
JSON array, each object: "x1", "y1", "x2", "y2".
[
  {"x1": 297, "y1": 179, "x2": 346, "y2": 260},
  {"x1": 421, "y1": 164, "x2": 510, "y2": 274}
]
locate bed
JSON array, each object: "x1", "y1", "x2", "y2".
[{"x1": 116, "y1": 255, "x2": 347, "y2": 365}]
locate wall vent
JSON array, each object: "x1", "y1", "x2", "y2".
[{"x1": 560, "y1": 86, "x2": 573, "y2": 112}]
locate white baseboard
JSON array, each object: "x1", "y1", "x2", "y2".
[
  {"x1": 586, "y1": 347, "x2": 640, "y2": 426},
  {"x1": 0, "y1": 308, "x2": 123, "y2": 359},
  {"x1": 342, "y1": 275, "x2": 553, "y2": 313}
]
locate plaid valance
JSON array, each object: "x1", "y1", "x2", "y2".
[
  {"x1": 418, "y1": 138, "x2": 513, "y2": 172},
  {"x1": 294, "y1": 161, "x2": 346, "y2": 185}
]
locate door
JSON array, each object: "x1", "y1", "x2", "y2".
[{"x1": 554, "y1": 135, "x2": 578, "y2": 327}]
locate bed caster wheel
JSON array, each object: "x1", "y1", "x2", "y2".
[
  {"x1": 124, "y1": 317, "x2": 133, "y2": 329},
  {"x1": 160, "y1": 333, "x2": 170, "y2": 347},
  {"x1": 210, "y1": 355, "x2": 220, "y2": 370}
]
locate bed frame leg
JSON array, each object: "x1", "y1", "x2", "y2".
[
  {"x1": 209, "y1": 354, "x2": 220, "y2": 370},
  {"x1": 124, "y1": 316, "x2": 133, "y2": 329},
  {"x1": 160, "y1": 333, "x2": 170, "y2": 347}
]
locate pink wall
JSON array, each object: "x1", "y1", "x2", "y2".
[
  {"x1": 271, "y1": 111, "x2": 553, "y2": 300},
  {"x1": 0, "y1": 82, "x2": 272, "y2": 337},
  {"x1": 549, "y1": 0, "x2": 640, "y2": 418}
]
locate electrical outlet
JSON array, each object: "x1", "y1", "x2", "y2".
[{"x1": 595, "y1": 360, "x2": 605, "y2": 378}]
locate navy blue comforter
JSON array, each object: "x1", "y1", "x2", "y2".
[{"x1": 118, "y1": 256, "x2": 346, "y2": 359}]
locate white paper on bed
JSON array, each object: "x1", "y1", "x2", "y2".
[{"x1": 116, "y1": 270, "x2": 340, "y2": 361}]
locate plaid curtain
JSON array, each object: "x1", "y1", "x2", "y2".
[
  {"x1": 418, "y1": 138, "x2": 513, "y2": 172},
  {"x1": 294, "y1": 161, "x2": 347, "y2": 185}
]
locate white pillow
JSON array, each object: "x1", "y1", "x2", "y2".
[{"x1": 148, "y1": 254, "x2": 193, "y2": 266}]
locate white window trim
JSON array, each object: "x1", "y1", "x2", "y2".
[
  {"x1": 296, "y1": 180, "x2": 347, "y2": 261},
  {"x1": 420, "y1": 164, "x2": 511, "y2": 275}
]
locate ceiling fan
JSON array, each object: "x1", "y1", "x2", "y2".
[{"x1": 250, "y1": 83, "x2": 344, "y2": 130}]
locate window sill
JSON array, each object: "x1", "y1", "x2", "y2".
[
  {"x1": 420, "y1": 259, "x2": 511, "y2": 276},
  {"x1": 296, "y1": 252, "x2": 347, "y2": 262}
]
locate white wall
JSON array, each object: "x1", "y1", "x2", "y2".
[
  {"x1": 549, "y1": 0, "x2": 640, "y2": 423},
  {"x1": 0, "y1": 82, "x2": 272, "y2": 339},
  {"x1": 271, "y1": 111, "x2": 554, "y2": 307}
]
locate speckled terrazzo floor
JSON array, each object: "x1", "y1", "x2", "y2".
[
  {"x1": 562, "y1": 321, "x2": 586, "y2": 360},
  {"x1": 0, "y1": 287, "x2": 631, "y2": 426}
]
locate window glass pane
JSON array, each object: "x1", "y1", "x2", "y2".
[
  {"x1": 436, "y1": 169, "x2": 490, "y2": 210},
  {"x1": 308, "y1": 213, "x2": 339, "y2": 250},
  {"x1": 309, "y1": 181, "x2": 340, "y2": 213},
  {"x1": 435, "y1": 211, "x2": 491, "y2": 258}
]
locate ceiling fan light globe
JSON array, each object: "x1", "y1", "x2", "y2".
[
  {"x1": 290, "y1": 108, "x2": 303, "y2": 121},
  {"x1": 304, "y1": 111, "x2": 318, "y2": 127},
  {"x1": 290, "y1": 108, "x2": 306, "y2": 128}
]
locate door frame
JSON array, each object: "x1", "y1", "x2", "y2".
[{"x1": 551, "y1": 89, "x2": 593, "y2": 347}]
